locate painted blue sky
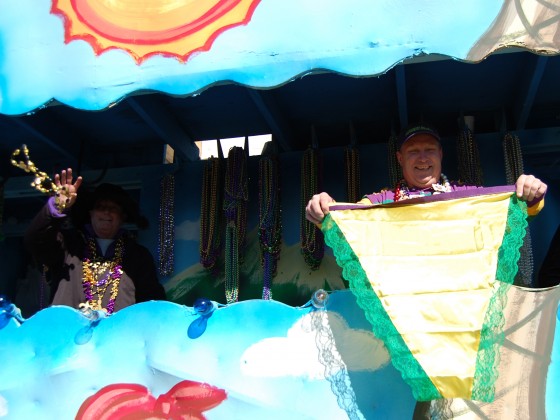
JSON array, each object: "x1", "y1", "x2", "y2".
[{"x1": 0, "y1": 0, "x2": 500, "y2": 114}]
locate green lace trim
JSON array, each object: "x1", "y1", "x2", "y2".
[
  {"x1": 322, "y1": 195, "x2": 527, "y2": 402},
  {"x1": 472, "y1": 196, "x2": 527, "y2": 401},
  {"x1": 322, "y1": 215, "x2": 441, "y2": 401}
]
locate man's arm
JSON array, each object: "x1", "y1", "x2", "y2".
[{"x1": 24, "y1": 199, "x2": 66, "y2": 267}]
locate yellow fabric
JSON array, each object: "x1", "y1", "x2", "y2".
[
  {"x1": 328, "y1": 192, "x2": 513, "y2": 399},
  {"x1": 528, "y1": 197, "x2": 544, "y2": 216}
]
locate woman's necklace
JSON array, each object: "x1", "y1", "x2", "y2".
[
  {"x1": 82, "y1": 237, "x2": 124, "y2": 314},
  {"x1": 394, "y1": 173, "x2": 451, "y2": 202}
]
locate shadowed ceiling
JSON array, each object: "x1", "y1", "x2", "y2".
[{"x1": 2, "y1": 49, "x2": 560, "y2": 193}]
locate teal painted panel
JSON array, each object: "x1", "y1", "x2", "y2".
[
  {"x1": 1, "y1": 287, "x2": 558, "y2": 418},
  {"x1": 0, "y1": 291, "x2": 416, "y2": 419},
  {"x1": 547, "y1": 304, "x2": 560, "y2": 416}
]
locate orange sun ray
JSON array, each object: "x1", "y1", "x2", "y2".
[{"x1": 51, "y1": 0, "x2": 262, "y2": 63}]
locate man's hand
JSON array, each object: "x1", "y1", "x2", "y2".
[
  {"x1": 515, "y1": 174, "x2": 547, "y2": 203},
  {"x1": 305, "y1": 192, "x2": 336, "y2": 224}
]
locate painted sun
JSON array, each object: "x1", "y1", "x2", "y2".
[{"x1": 51, "y1": 0, "x2": 262, "y2": 63}]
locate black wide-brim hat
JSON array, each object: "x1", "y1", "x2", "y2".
[{"x1": 72, "y1": 183, "x2": 148, "y2": 229}]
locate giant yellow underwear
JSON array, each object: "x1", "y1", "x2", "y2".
[{"x1": 322, "y1": 187, "x2": 528, "y2": 402}]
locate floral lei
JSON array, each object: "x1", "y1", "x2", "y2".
[
  {"x1": 82, "y1": 237, "x2": 124, "y2": 314},
  {"x1": 394, "y1": 173, "x2": 451, "y2": 201}
]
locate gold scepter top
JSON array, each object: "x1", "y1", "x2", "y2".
[
  {"x1": 11, "y1": 144, "x2": 58, "y2": 194},
  {"x1": 11, "y1": 145, "x2": 70, "y2": 212}
]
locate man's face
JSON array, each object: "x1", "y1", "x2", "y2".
[
  {"x1": 396, "y1": 134, "x2": 443, "y2": 189},
  {"x1": 90, "y1": 199, "x2": 125, "y2": 239}
]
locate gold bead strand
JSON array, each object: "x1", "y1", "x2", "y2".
[
  {"x1": 200, "y1": 157, "x2": 224, "y2": 270},
  {"x1": 387, "y1": 133, "x2": 402, "y2": 188},
  {"x1": 503, "y1": 132, "x2": 533, "y2": 286},
  {"x1": 0, "y1": 178, "x2": 4, "y2": 241},
  {"x1": 457, "y1": 126, "x2": 483, "y2": 186},
  {"x1": 158, "y1": 173, "x2": 175, "y2": 276},
  {"x1": 300, "y1": 147, "x2": 324, "y2": 270},
  {"x1": 345, "y1": 146, "x2": 360, "y2": 203},
  {"x1": 10, "y1": 145, "x2": 69, "y2": 211},
  {"x1": 259, "y1": 155, "x2": 282, "y2": 300},
  {"x1": 223, "y1": 147, "x2": 248, "y2": 303}
]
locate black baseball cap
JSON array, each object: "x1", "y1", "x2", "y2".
[{"x1": 398, "y1": 124, "x2": 441, "y2": 150}]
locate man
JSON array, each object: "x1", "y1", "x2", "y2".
[
  {"x1": 306, "y1": 124, "x2": 547, "y2": 223},
  {"x1": 25, "y1": 168, "x2": 166, "y2": 314},
  {"x1": 306, "y1": 124, "x2": 549, "y2": 404}
]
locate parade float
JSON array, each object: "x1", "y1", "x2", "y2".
[{"x1": 1, "y1": 1, "x2": 560, "y2": 418}]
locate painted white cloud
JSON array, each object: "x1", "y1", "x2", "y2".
[
  {"x1": 175, "y1": 219, "x2": 200, "y2": 241},
  {"x1": 240, "y1": 311, "x2": 389, "y2": 379},
  {"x1": 0, "y1": 394, "x2": 7, "y2": 416}
]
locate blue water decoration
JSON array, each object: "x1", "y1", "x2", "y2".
[
  {"x1": 0, "y1": 295, "x2": 25, "y2": 329},
  {"x1": 188, "y1": 297, "x2": 218, "y2": 339},
  {"x1": 74, "y1": 305, "x2": 105, "y2": 345},
  {"x1": 311, "y1": 289, "x2": 329, "y2": 309}
]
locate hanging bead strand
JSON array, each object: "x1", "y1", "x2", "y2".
[
  {"x1": 10, "y1": 145, "x2": 70, "y2": 212},
  {"x1": 158, "y1": 173, "x2": 175, "y2": 276},
  {"x1": 223, "y1": 147, "x2": 248, "y2": 303},
  {"x1": 503, "y1": 132, "x2": 524, "y2": 184},
  {"x1": 0, "y1": 178, "x2": 4, "y2": 241},
  {"x1": 387, "y1": 133, "x2": 402, "y2": 188},
  {"x1": 200, "y1": 157, "x2": 224, "y2": 271},
  {"x1": 457, "y1": 126, "x2": 483, "y2": 186},
  {"x1": 258, "y1": 155, "x2": 282, "y2": 300},
  {"x1": 503, "y1": 132, "x2": 533, "y2": 286},
  {"x1": 345, "y1": 146, "x2": 361, "y2": 203},
  {"x1": 300, "y1": 147, "x2": 324, "y2": 270}
]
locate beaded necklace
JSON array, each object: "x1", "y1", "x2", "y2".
[
  {"x1": 82, "y1": 237, "x2": 124, "y2": 314},
  {"x1": 387, "y1": 133, "x2": 403, "y2": 189},
  {"x1": 158, "y1": 173, "x2": 175, "y2": 276},
  {"x1": 0, "y1": 179, "x2": 4, "y2": 241},
  {"x1": 503, "y1": 132, "x2": 533, "y2": 286},
  {"x1": 200, "y1": 157, "x2": 224, "y2": 270},
  {"x1": 457, "y1": 126, "x2": 483, "y2": 186},
  {"x1": 258, "y1": 155, "x2": 282, "y2": 300},
  {"x1": 394, "y1": 173, "x2": 451, "y2": 201},
  {"x1": 40, "y1": 265, "x2": 48, "y2": 310},
  {"x1": 223, "y1": 147, "x2": 248, "y2": 304},
  {"x1": 11, "y1": 145, "x2": 55, "y2": 194},
  {"x1": 10, "y1": 145, "x2": 70, "y2": 212},
  {"x1": 300, "y1": 147, "x2": 324, "y2": 270},
  {"x1": 345, "y1": 146, "x2": 361, "y2": 203},
  {"x1": 503, "y1": 132, "x2": 524, "y2": 185}
]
